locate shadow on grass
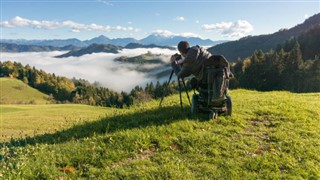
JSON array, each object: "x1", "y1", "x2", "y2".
[{"x1": 3, "y1": 105, "x2": 209, "y2": 147}]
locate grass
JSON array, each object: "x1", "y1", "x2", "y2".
[
  {"x1": 0, "y1": 78, "x2": 50, "y2": 104},
  {"x1": 0, "y1": 89, "x2": 319, "y2": 179},
  {"x1": 0, "y1": 104, "x2": 112, "y2": 141}
]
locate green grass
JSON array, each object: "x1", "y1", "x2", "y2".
[
  {"x1": 0, "y1": 89, "x2": 319, "y2": 179},
  {"x1": 0, "y1": 78, "x2": 50, "y2": 104},
  {"x1": 0, "y1": 104, "x2": 112, "y2": 141}
]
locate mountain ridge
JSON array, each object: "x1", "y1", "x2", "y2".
[
  {"x1": 1, "y1": 34, "x2": 223, "y2": 47},
  {"x1": 208, "y1": 13, "x2": 320, "y2": 61},
  {"x1": 55, "y1": 43, "x2": 122, "y2": 58}
]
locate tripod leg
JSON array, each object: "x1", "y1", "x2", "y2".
[
  {"x1": 159, "y1": 70, "x2": 174, "y2": 107},
  {"x1": 181, "y1": 79, "x2": 191, "y2": 106},
  {"x1": 178, "y1": 78, "x2": 183, "y2": 109}
]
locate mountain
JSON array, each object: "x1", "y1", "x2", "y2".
[
  {"x1": 114, "y1": 52, "x2": 165, "y2": 64},
  {"x1": 0, "y1": 43, "x2": 79, "y2": 52},
  {"x1": 208, "y1": 13, "x2": 320, "y2": 61},
  {"x1": 0, "y1": 38, "x2": 87, "y2": 47},
  {"x1": 124, "y1": 43, "x2": 175, "y2": 50},
  {"x1": 55, "y1": 43, "x2": 122, "y2": 58},
  {"x1": 140, "y1": 34, "x2": 222, "y2": 46},
  {"x1": 114, "y1": 52, "x2": 172, "y2": 79},
  {"x1": 35, "y1": 38, "x2": 86, "y2": 47},
  {"x1": 110, "y1": 38, "x2": 141, "y2": 46},
  {"x1": 83, "y1": 35, "x2": 141, "y2": 46},
  {"x1": 1, "y1": 34, "x2": 221, "y2": 48},
  {"x1": 83, "y1": 35, "x2": 111, "y2": 45},
  {"x1": 277, "y1": 23, "x2": 320, "y2": 60}
]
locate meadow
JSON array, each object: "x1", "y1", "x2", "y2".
[
  {"x1": 0, "y1": 78, "x2": 50, "y2": 104},
  {"x1": 0, "y1": 89, "x2": 319, "y2": 179}
]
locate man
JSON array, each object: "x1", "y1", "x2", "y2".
[{"x1": 170, "y1": 41, "x2": 212, "y2": 81}]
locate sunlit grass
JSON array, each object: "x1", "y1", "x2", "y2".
[
  {"x1": 0, "y1": 89, "x2": 319, "y2": 179},
  {"x1": 0, "y1": 78, "x2": 50, "y2": 104}
]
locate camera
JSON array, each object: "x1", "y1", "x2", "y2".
[{"x1": 173, "y1": 53, "x2": 182, "y2": 61}]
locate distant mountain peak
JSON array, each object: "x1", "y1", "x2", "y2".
[{"x1": 1, "y1": 33, "x2": 224, "y2": 48}]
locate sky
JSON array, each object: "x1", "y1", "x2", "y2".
[{"x1": 0, "y1": 0, "x2": 320, "y2": 41}]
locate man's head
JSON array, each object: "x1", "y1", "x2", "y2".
[{"x1": 177, "y1": 41, "x2": 190, "y2": 57}]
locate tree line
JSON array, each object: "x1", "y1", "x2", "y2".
[
  {"x1": 0, "y1": 61, "x2": 180, "y2": 107},
  {"x1": 230, "y1": 39, "x2": 320, "y2": 92}
]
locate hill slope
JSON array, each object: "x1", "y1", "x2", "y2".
[
  {"x1": 55, "y1": 43, "x2": 122, "y2": 58},
  {"x1": 0, "y1": 43, "x2": 80, "y2": 52},
  {"x1": 0, "y1": 78, "x2": 50, "y2": 104},
  {"x1": 209, "y1": 13, "x2": 320, "y2": 61},
  {"x1": 1, "y1": 89, "x2": 319, "y2": 179}
]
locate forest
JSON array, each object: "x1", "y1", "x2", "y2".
[{"x1": 230, "y1": 39, "x2": 320, "y2": 92}]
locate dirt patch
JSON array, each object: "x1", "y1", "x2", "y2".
[{"x1": 110, "y1": 147, "x2": 156, "y2": 168}]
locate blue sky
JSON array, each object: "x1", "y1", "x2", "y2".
[{"x1": 1, "y1": 0, "x2": 319, "y2": 41}]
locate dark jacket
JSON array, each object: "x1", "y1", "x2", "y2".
[{"x1": 172, "y1": 45, "x2": 212, "y2": 80}]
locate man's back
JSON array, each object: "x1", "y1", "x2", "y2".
[{"x1": 177, "y1": 45, "x2": 212, "y2": 80}]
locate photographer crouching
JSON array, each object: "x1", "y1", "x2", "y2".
[{"x1": 170, "y1": 41, "x2": 212, "y2": 88}]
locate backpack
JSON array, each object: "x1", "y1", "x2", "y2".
[{"x1": 201, "y1": 55, "x2": 230, "y2": 106}]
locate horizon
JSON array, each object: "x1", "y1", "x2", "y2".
[
  {"x1": 1, "y1": 1, "x2": 319, "y2": 41},
  {"x1": 0, "y1": 33, "x2": 220, "y2": 41}
]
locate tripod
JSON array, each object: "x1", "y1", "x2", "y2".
[{"x1": 159, "y1": 70, "x2": 191, "y2": 109}]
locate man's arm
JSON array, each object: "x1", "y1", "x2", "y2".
[
  {"x1": 176, "y1": 62, "x2": 192, "y2": 78},
  {"x1": 176, "y1": 48, "x2": 198, "y2": 78}
]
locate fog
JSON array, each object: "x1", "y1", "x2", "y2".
[{"x1": 1, "y1": 48, "x2": 178, "y2": 92}]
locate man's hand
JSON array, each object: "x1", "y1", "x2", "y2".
[{"x1": 170, "y1": 55, "x2": 177, "y2": 63}]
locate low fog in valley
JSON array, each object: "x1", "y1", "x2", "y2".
[{"x1": 2, "y1": 48, "x2": 178, "y2": 92}]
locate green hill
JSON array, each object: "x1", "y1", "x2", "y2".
[
  {"x1": 55, "y1": 43, "x2": 122, "y2": 58},
  {"x1": 0, "y1": 78, "x2": 51, "y2": 104},
  {"x1": 0, "y1": 89, "x2": 319, "y2": 179}
]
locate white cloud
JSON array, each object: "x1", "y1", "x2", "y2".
[
  {"x1": 152, "y1": 30, "x2": 175, "y2": 37},
  {"x1": 0, "y1": 16, "x2": 139, "y2": 33},
  {"x1": 202, "y1": 20, "x2": 253, "y2": 38},
  {"x1": 96, "y1": 0, "x2": 113, "y2": 6},
  {"x1": 71, "y1": 29, "x2": 80, "y2": 33},
  {"x1": 195, "y1": 20, "x2": 200, "y2": 24},
  {"x1": 2, "y1": 48, "x2": 177, "y2": 92},
  {"x1": 304, "y1": 14, "x2": 309, "y2": 19},
  {"x1": 152, "y1": 29, "x2": 203, "y2": 39},
  {"x1": 174, "y1": 16, "x2": 185, "y2": 21},
  {"x1": 180, "y1": 32, "x2": 203, "y2": 38}
]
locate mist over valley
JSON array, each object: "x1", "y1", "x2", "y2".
[{"x1": 1, "y1": 48, "x2": 177, "y2": 92}]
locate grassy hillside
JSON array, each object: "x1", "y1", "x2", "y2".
[
  {"x1": 0, "y1": 89, "x2": 319, "y2": 179},
  {"x1": 0, "y1": 78, "x2": 50, "y2": 104},
  {"x1": 0, "y1": 104, "x2": 112, "y2": 141}
]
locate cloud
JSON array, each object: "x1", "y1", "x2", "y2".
[
  {"x1": 179, "y1": 32, "x2": 203, "y2": 38},
  {"x1": 1, "y1": 48, "x2": 177, "y2": 92},
  {"x1": 71, "y1": 29, "x2": 80, "y2": 33},
  {"x1": 195, "y1": 20, "x2": 200, "y2": 24},
  {"x1": 96, "y1": 0, "x2": 113, "y2": 6},
  {"x1": 152, "y1": 30, "x2": 175, "y2": 37},
  {"x1": 0, "y1": 16, "x2": 139, "y2": 33},
  {"x1": 304, "y1": 14, "x2": 309, "y2": 19},
  {"x1": 202, "y1": 20, "x2": 253, "y2": 38},
  {"x1": 152, "y1": 29, "x2": 203, "y2": 38},
  {"x1": 174, "y1": 16, "x2": 185, "y2": 21}
]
